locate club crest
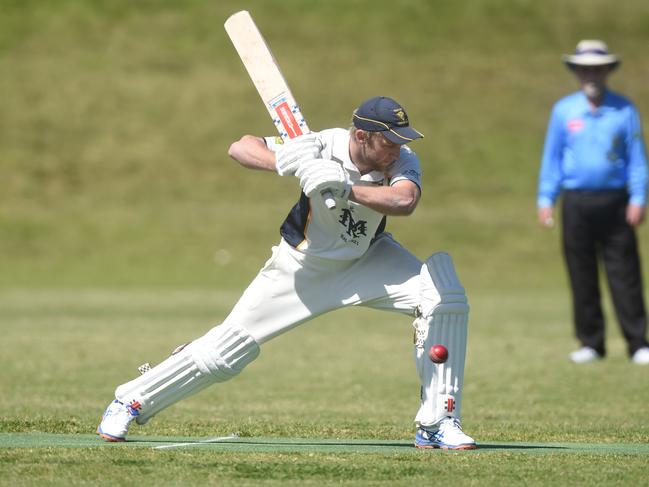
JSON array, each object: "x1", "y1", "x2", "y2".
[
  {"x1": 393, "y1": 108, "x2": 408, "y2": 126},
  {"x1": 338, "y1": 209, "x2": 368, "y2": 239}
]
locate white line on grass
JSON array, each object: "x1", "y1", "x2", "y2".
[{"x1": 153, "y1": 435, "x2": 239, "y2": 450}]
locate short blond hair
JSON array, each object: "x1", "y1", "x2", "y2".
[{"x1": 348, "y1": 126, "x2": 382, "y2": 141}]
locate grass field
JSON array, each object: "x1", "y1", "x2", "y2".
[
  {"x1": 2, "y1": 0, "x2": 649, "y2": 485},
  {"x1": 1, "y1": 289, "x2": 648, "y2": 485}
]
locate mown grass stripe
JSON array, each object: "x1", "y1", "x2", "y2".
[{"x1": 1, "y1": 433, "x2": 648, "y2": 456}]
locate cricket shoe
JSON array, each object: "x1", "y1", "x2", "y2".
[
  {"x1": 631, "y1": 347, "x2": 649, "y2": 365},
  {"x1": 415, "y1": 416, "x2": 477, "y2": 450},
  {"x1": 569, "y1": 346, "x2": 602, "y2": 364},
  {"x1": 97, "y1": 399, "x2": 141, "y2": 442}
]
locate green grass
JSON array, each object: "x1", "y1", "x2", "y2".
[
  {"x1": 1, "y1": 289, "x2": 648, "y2": 485},
  {"x1": 2, "y1": 0, "x2": 649, "y2": 485},
  {"x1": 2, "y1": 435, "x2": 649, "y2": 487},
  {"x1": 1, "y1": 0, "x2": 649, "y2": 290},
  {"x1": 2, "y1": 448, "x2": 647, "y2": 487}
]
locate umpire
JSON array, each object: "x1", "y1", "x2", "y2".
[{"x1": 537, "y1": 40, "x2": 649, "y2": 364}]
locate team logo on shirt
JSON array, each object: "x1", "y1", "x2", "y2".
[
  {"x1": 339, "y1": 209, "x2": 368, "y2": 239},
  {"x1": 567, "y1": 119, "x2": 584, "y2": 133}
]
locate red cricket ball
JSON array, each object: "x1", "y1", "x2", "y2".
[{"x1": 429, "y1": 344, "x2": 449, "y2": 364}]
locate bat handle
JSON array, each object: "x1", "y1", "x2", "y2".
[{"x1": 322, "y1": 190, "x2": 336, "y2": 209}]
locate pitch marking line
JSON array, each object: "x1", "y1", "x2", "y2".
[{"x1": 153, "y1": 434, "x2": 239, "y2": 450}]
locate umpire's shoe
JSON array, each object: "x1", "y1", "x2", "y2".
[
  {"x1": 97, "y1": 399, "x2": 141, "y2": 442},
  {"x1": 415, "y1": 416, "x2": 477, "y2": 450}
]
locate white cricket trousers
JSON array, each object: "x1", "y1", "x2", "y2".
[{"x1": 222, "y1": 233, "x2": 422, "y2": 344}]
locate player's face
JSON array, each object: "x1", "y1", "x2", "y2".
[
  {"x1": 573, "y1": 65, "x2": 611, "y2": 99},
  {"x1": 365, "y1": 133, "x2": 401, "y2": 171},
  {"x1": 574, "y1": 64, "x2": 610, "y2": 82}
]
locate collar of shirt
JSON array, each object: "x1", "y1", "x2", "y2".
[
  {"x1": 575, "y1": 89, "x2": 615, "y2": 117},
  {"x1": 328, "y1": 129, "x2": 385, "y2": 184}
]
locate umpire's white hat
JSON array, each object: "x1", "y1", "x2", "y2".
[{"x1": 563, "y1": 40, "x2": 620, "y2": 69}]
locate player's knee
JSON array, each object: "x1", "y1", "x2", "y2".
[
  {"x1": 419, "y1": 252, "x2": 468, "y2": 318},
  {"x1": 187, "y1": 323, "x2": 260, "y2": 381}
]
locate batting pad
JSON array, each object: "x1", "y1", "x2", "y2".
[
  {"x1": 413, "y1": 252, "x2": 469, "y2": 427},
  {"x1": 114, "y1": 323, "x2": 260, "y2": 425}
]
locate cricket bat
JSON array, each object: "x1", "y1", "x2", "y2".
[{"x1": 224, "y1": 10, "x2": 336, "y2": 209}]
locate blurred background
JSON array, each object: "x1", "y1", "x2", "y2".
[
  {"x1": 2, "y1": 0, "x2": 648, "y2": 292},
  {"x1": 2, "y1": 0, "x2": 649, "y2": 449}
]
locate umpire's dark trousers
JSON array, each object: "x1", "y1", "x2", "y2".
[{"x1": 561, "y1": 189, "x2": 648, "y2": 357}]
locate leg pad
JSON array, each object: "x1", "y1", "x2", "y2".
[
  {"x1": 413, "y1": 252, "x2": 469, "y2": 426},
  {"x1": 115, "y1": 323, "x2": 259, "y2": 424}
]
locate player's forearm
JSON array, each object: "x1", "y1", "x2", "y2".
[
  {"x1": 350, "y1": 183, "x2": 420, "y2": 216},
  {"x1": 228, "y1": 135, "x2": 277, "y2": 172}
]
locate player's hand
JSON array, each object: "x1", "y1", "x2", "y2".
[
  {"x1": 626, "y1": 204, "x2": 645, "y2": 227},
  {"x1": 274, "y1": 134, "x2": 323, "y2": 176},
  {"x1": 297, "y1": 159, "x2": 351, "y2": 201},
  {"x1": 538, "y1": 206, "x2": 554, "y2": 228}
]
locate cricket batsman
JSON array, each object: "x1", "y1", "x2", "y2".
[{"x1": 97, "y1": 96, "x2": 477, "y2": 449}]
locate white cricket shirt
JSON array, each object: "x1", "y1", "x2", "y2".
[{"x1": 266, "y1": 128, "x2": 422, "y2": 260}]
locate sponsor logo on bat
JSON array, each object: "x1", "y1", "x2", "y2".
[{"x1": 275, "y1": 102, "x2": 303, "y2": 138}]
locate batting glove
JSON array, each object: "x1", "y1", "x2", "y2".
[
  {"x1": 297, "y1": 158, "x2": 352, "y2": 201},
  {"x1": 274, "y1": 134, "x2": 323, "y2": 176}
]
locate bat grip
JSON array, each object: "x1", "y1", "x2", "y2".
[{"x1": 322, "y1": 190, "x2": 336, "y2": 209}]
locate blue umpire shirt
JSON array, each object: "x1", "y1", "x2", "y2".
[{"x1": 537, "y1": 89, "x2": 648, "y2": 208}]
